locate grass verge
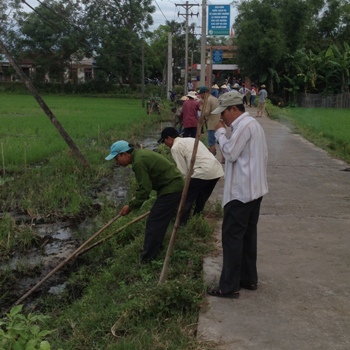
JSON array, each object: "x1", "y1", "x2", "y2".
[{"x1": 266, "y1": 103, "x2": 350, "y2": 164}]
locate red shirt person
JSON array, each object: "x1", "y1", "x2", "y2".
[{"x1": 180, "y1": 91, "x2": 200, "y2": 138}]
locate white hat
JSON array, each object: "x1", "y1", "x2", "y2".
[
  {"x1": 186, "y1": 91, "x2": 198, "y2": 99},
  {"x1": 212, "y1": 84, "x2": 219, "y2": 89},
  {"x1": 221, "y1": 84, "x2": 227, "y2": 89}
]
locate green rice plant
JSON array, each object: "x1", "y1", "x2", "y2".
[
  {"x1": 0, "y1": 94, "x2": 164, "y2": 222},
  {"x1": 0, "y1": 94, "x2": 157, "y2": 171}
]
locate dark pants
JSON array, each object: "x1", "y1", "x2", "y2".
[
  {"x1": 183, "y1": 127, "x2": 197, "y2": 138},
  {"x1": 181, "y1": 178, "x2": 220, "y2": 225},
  {"x1": 219, "y1": 197, "x2": 263, "y2": 293},
  {"x1": 141, "y1": 192, "x2": 182, "y2": 262}
]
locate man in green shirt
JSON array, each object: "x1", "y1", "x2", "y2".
[{"x1": 106, "y1": 140, "x2": 184, "y2": 262}]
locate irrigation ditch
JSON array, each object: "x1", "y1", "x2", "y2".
[{"x1": 0, "y1": 130, "x2": 164, "y2": 315}]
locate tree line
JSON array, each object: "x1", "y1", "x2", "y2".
[{"x1": 1, "y1": 0, "x2": 349, "y2": 102}]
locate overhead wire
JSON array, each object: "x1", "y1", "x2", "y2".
[{"x1": 154, "y1": 0, "x2": 169, "y2": 23}]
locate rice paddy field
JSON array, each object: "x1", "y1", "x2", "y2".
[{"x1": 0, "y1": 94, "x2": 153, "y2": 171}]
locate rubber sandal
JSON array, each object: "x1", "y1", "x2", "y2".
[
  {"x1": 240, "y1": 282, "x2": 258, "y2": 291},
  {"x1": 207, "y1": 287, "x2": 240, "y2": 299}
]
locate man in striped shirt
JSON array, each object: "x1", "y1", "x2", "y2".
[{"x1": 207, "y1": 90, "x2": 268, "y2": 299}]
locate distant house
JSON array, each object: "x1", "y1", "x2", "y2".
[
  {"x1": 0, "y1": 56, "x2": 36, "y2": 82},
  {"x1": 0, "y1": 55, "x2": 95, "y2": 83}
]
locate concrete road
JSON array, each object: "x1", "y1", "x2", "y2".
[{"x1": 198, "y1": 108, "x2": 350, "y2": 350}]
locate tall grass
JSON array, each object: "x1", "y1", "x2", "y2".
[{"x1": 266, "y1": 104, "x2": 350, "y2": 163}]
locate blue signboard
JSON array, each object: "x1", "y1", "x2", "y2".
[
  {"x1": 212, "y1": 50, "x2": 223, "y2": 64},
  {"x1": 208, "y1": 5, "x2": 230, "y2": 36}
]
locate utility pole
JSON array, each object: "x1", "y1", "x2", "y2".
[
  {"x1": 176, "y1": 1, "x2": 199, "y2": 95},
  {"x1": 200, "y1": 0, "x2": 207, "y2": 86}
]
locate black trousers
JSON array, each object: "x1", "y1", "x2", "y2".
[
  {"x1": 219, "y1": 197, "x2": 263, "y2": 293},
  {"x1": 183, "y1": 127, "x2": 197, "y2": 138},
  {"x1": 141, "y1": 191, "x2": 182, "y2": 262},
  {"x1": 181, "y1": 177, "x2": 220, "y2": 225}
]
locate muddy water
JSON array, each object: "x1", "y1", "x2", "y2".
[{"x1": 0, "y1": 129, "x2": 164, "y2": 313}]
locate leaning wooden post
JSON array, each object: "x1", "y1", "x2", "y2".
[
  {"x1": 0, "y1": 39, "x2": 89, "y2": 167},
  {"x1": 159, "y1": 92, "x2": 209, "y2": 284}
]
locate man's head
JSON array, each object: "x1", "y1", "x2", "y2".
[
  {"x1": 105, "y1": 140, "x2": 133, "y2": 166},
  {"x1": 211, "y1": 91, "x2": 245, "y2": 126},
  {"x1": 158, "y1": 127, "x2": 179, "y2": 148},
  {"x1": 186, "y1": 91, "x2": 198, "y2": 99},
  {"x1": 198, "y1": 86, "x2": 209, "y2": 98}
]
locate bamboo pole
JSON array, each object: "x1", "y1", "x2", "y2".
[
  {"x1": 77, "y1": 211, "x2": 150, "y2": 257},
  {"x1": 6, "y1": 214, "x2": 122, "y2": 312},
  {"x1": 159, "y1": 92, "x2": 210, "y2": 284},
  {"x1": 1, "y1": 142, "x2": 5, "y2": 175},
  {"x1": 24, "y1": 143, "x2": 27, "y2": 173}
]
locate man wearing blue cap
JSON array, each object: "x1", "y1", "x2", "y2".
[{"x1": 105, "y1": 140, "x2": 184, "y2": 262}]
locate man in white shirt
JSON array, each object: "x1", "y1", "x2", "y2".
[
  {"x1": 158, "y1": 127, "x2": 224, "y2": 225},
  {"x1": 207, "y1": 90, "x2": 268, "y2": 298}
]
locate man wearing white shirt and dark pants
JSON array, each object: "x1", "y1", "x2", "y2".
[
  {"x1": 207, "y1": 90, "x2": 268, "y2": 299},
  {"x1": 158, "y1": 127, "x2": 224, "y2": 225}
]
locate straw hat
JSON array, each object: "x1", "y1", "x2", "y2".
[
  {"x1": 180, "y1": 95, "x2": 188, "y2": 101},
  {"x1": 212, "y1": 84, "x2": 219, "y2": 89},
  {"x1": 221, "y1": 84, "x2": 227, "y2": 89},
  {"x1": 186, "y1": 91, "x2": 198, "y2": 99}
]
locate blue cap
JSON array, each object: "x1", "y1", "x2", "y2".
[{"x1": 105, "y1": 140, "x2": 131, "y2": 160}]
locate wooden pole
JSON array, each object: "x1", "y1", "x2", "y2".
[
  {"x1": 1, "y1": 142, "x2": 5, "y2": 176},
  {"x1": 159, "y1": 92, "x2": 210, "y2": 284},
  {"x1": 6, "y1": 214, "x2": 122, "y2": 312},
  {"x1": 24, "y1": 143, "x2": 27, "y2": 173},
  {"x1": 0, "y1": 39, "x2": 89, "y2": 167},
  {"x1": 77, "y1": 211, "x2": 150, "y2": 257}
]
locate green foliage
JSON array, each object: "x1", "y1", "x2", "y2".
[
  {"x1": 45, "y1": 216, "x2": 214, "y2": 349},
  {"x1": 0, "y1": 305, "x2": 53, "y2": 350},
  {"x1": 235, "y1": 0, "x2": 350, "y2": 96}
]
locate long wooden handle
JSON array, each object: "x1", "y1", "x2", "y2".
[{"x1": 6, "y1": 214, "x2": 122, "y2": 312}]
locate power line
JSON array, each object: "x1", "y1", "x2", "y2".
[{"x1": 154, "y1": 0, "x2": 169, "y2": 22}]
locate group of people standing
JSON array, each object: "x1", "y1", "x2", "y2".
[
  {"x1": 210, "y1": 82, "x2": 267, "y2": 115},
  {"x1": 105, "y1": 87, "x2": 268, "y2": 300}
]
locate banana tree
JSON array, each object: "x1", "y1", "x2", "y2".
[{"x1": 325, "y1": 42, "x2": 350, "y2": 92}]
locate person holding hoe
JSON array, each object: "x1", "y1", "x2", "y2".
[{"x1": 105, "y1": 140, "x2": 184, "y2": 262}]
